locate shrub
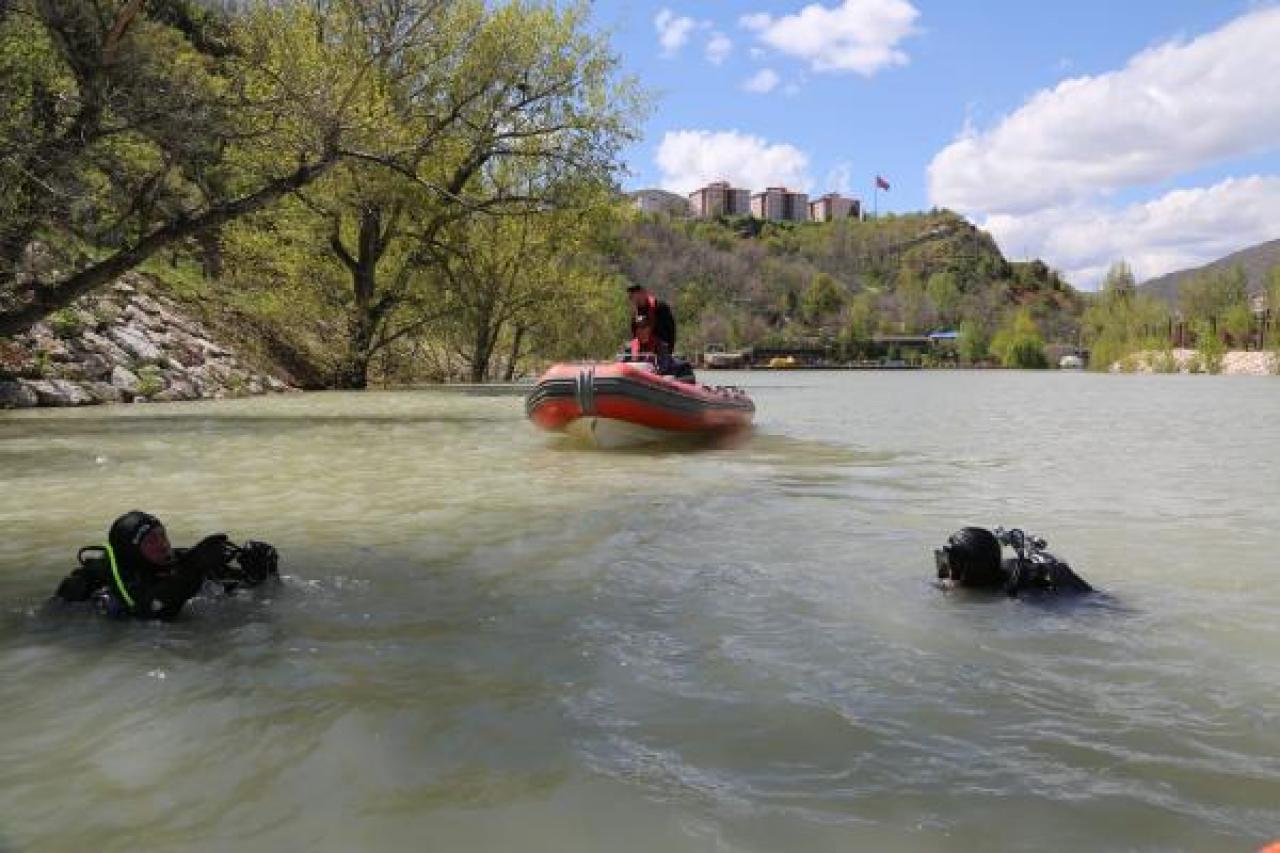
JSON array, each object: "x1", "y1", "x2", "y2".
[
  {"x1": 136, "y1": 366, "x2": 165, "y2": 397},
  {"x1": 1149, "y1": 349, "x2": 1179, "y2": 374},
  {"x1": 1195, "y1": 325, "x2": 1226, "y2": 374},
  {"x1": 48, "y1": 309, "x2": 86, "y2": 338}
]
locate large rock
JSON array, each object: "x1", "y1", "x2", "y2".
[
  {"x1": 87, "y1": 382, "x2": 125, "y2": 403},
  {"x1": 110, "y1": 365, "x2": 141, "y2": 394},
  {"x1": 0, "y1": 380, "x2": 39, "y2": 408},
  {"x1": 109, "y1": 326, "x2": 163, "y2": 363},
  {"x1": 80, "y1": 330, "x2": 131, "y2": 364},
  {"x1": 152, "y1": 376, "x2": 197, "y2": 401},
  {"x1": 78, "y1": 353, "x2": 113, "y2": 381},
  {"x1": 27, "y1": 379, "x2": 94, "y2": 406}
]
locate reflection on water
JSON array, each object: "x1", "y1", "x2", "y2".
[{"x1": 2, "y1": 375, "x2": 1279, "y2": 851}]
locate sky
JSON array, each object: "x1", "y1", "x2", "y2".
[{"x1": 591, "y1": 0, "x2": 1280, "y2": 288}]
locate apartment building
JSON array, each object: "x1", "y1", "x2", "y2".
[
  {"x1": 750, "y1": 187, "x2": 809, "y2": 222},
  {"x1": 809, "y1": 192, "x2": 861, "y2": 222},
  {"x1": 688, "y1": 181, "x2": 752, "y2": 218}
]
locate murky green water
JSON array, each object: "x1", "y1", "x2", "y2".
[{"x1": 2, "y1": 372, "x2": 1278, "y2": 852}]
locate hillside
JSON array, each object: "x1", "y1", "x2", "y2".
[
  {"x1": 1138, "y1": 238, "x2": 1280, "y2": 303},
  {"x1": 610, "y1": 209, "x2": 1084, "y2": 357}
]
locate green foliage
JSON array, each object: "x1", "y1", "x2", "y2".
[
  {"x1": 957, "y1": 319, "x2": 989, "y2": 365},
  {"x1": 47, "y1": 308, "x2": 85, "y2": 338},
  {"x1": 136, "y1": 365, "x2": 165, "y2": 397},
  {"x1": 801, "y1": 273, "x2": 844, "y2": 324},
  {"x1": 1081, "y1": 261, "x2": 1172, "y2": 370},
  {"x1": 1193, "y1": 322, "x2": 1226, "y2": 374},
  {"x1": 990, "y1": 309, "x2": 1048, "y2": 369},
  {"x1": 1222, "y1": 302, "x2": 1254, "y2": 345},
  {"x1": 1179, "y1": 264, "x2": 1248, "y2": 325},
  {"x1": 926, "y1": 271, "x2": 961, "y2": 324}
]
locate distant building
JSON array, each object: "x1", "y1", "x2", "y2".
[
  {"x1": 751, "y1": 187, "x2": 809, "y2": 222},
  {"x1": 631, "y1": 189, "x2": 690, "y2": 217},
  {"x1": 809, "y1": 192, "x2": 861, "y2": 222},
  {"x1": 688, "y1": 181, "x2": 751, "y2": 218}
]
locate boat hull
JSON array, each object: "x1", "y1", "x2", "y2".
[{"x1": 526, "y1": 362, "x2": 755, "y2": 447}]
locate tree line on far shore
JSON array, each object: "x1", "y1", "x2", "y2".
[
  {"x1": 4, "y1": 2, "x2": 1273, "y2": 385},
  {"x1": 1084, "y1": 261, "x2": 1280, "y2": 373}
]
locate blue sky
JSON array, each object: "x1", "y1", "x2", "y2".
[{"x1": 592, "y1": 0, "x2": 1280, "y2": 287}]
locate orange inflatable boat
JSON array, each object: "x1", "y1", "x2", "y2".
[{"x1": 526, "y1": 361, "x2": 755, "y2": 447}]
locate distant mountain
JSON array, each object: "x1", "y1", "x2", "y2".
[
  {"x1": 1138, "y1": 238, "x2": 1280, "y2": 303},
  {"x1": 627, "y1": 188, "x2": 690, "y2": 216}
]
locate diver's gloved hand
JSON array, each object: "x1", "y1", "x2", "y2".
[
  {"x1": 186, "y1": 533, "x2": 233, "y2": 578},
  {"x1": 235, "y1": 541, "x2": 279, "y2": 586}
]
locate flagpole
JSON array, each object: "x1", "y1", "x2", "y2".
[{"x1": 873, "y1": 180, "x2": 878, "y2": 219}]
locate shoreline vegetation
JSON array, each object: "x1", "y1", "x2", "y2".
[{"x1": 1, "y1": 2, "x2": 1277, "y2": 403}]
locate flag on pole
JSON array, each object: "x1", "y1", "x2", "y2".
[{"x1": 875, "y1": 175, "x2": 891, "y2": 191}]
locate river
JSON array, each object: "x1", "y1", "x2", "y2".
[{"x1": 2, "y1": 371, "x2": 1278, "y2": 852}]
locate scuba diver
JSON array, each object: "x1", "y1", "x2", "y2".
[
  {"x1": 935, "y1": 526, "x2": 1093, "y2": 596},
  {"x1": 623, "y1": 283, "x2": 695, "y2": 381},
  {"x1": 53, "y1": 510, "x2": 279, "y2": 621}
]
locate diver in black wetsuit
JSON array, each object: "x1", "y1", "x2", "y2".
[
  {"x1": 53, "y1": 511, "x2": 279, "y2": 621},
  {"x1": 934, "y1": 526, "x2": 1092, "y2": 596}
]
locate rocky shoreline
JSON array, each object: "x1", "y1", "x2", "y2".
[
  {"x1": 1109, "y1": 348, "x2": 1279, "y2": 376},
  {"x1": 0, "y1": 273, "x2": 293, "y2": 408}
]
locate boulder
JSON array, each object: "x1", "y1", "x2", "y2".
[
  {"x1": 110, "y1": 365, "x2": 141, "y2": 394},
  {"x1": 78, "y1": 353, "x2": 114, "y2": 381},
  {"x1": 109, "y1": 326, "x2": 163, "y2": 363},
  {"x1": 27, "y1": 379, "x2": 94, "y2": 406},
  {"x1": 80, "y1": 330, "x2": 131, "y2": 364},
  {"x1": 0, "y1": 380, "x2": 39, "y2": 408},
  {"x1": 87, "y1": 382, "x2": 125, "y2": 403}
]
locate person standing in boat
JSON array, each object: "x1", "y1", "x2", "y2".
[{"x1": 625, "y1": 284, "x2": 693, "y2": 379}]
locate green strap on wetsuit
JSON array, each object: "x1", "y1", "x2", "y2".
[{"x1": 103, "y1": 542, "x2": 136, "y2": 610}]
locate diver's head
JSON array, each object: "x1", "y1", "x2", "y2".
[
  {"x1": 936, "y1": 527, "x2": 1003, "y2": 588},
  {"x1": 109, "y1": 510, "x2": 173, "y2": 570}
]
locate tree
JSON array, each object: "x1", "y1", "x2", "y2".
[
  {"x1": 424, "y1": 180, "x2": 622, "y2": 382},
  {"x1": 1268, "y1": 264, "x2": 1280, "y2": 346},
  {"x1": 1081, "y1": 259, "x2": 1170, "y2": 370},
  {"x1": 1101, "y1": 261, "x2": 1137, "y2": 297},
  {"x1": 1179, "y1": 264, "x2": 1248, "y2": 325},
  {"x1": 0, "y1": 0, "x2": 443, "y2": 337},
  {"x1": 926, "y1": 271, "x2": 961, "y2": 325},
  {"x1": 801, "y1": 272, "x2": 844, "y2": 324},
  {"x1": 990, "y1": 309, "x2": 1048, "y2": 369},
  {"x1": 957, "y1": 319, "x2": 989, "y2": 365},
  {"x1": 299, "y1": 0, "x2": 642, "y2": 387}
]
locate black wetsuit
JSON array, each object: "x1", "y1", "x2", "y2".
[
  {"x1": 55, "y1": 539, "x2": 232, "y2": 620},
  {"x1": 54, "y1": 513, "x2": 234, "y2": 621}
]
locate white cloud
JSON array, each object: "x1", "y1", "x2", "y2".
[
  {"x1": 826, "y1": 162, "x2": 854, "y2": 194},
  {"x1": 926, "y1": 8, "x2": 1280, "y2": 288},
  {"x1": 743, "y1": 68, "x2": 781, "y2": 94},
  {"x1": 656, "y1": 130, "x2": 812, "y2": 194},
  {"x1": 983, "y1": 176, "x2": 1280, "y2": 287},
  {"x1": 655, "y1": 8, "x2": 698, "y2": 57},
  {"x1": 740, "y1": 0, "x2": 920, "y2": 76},
  {"x1": 706, "y1": 31, "x2": 732, "y2": 65},
  {"x1": 928, "y1": 7, "x2": 1280, "y2": 215}
]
